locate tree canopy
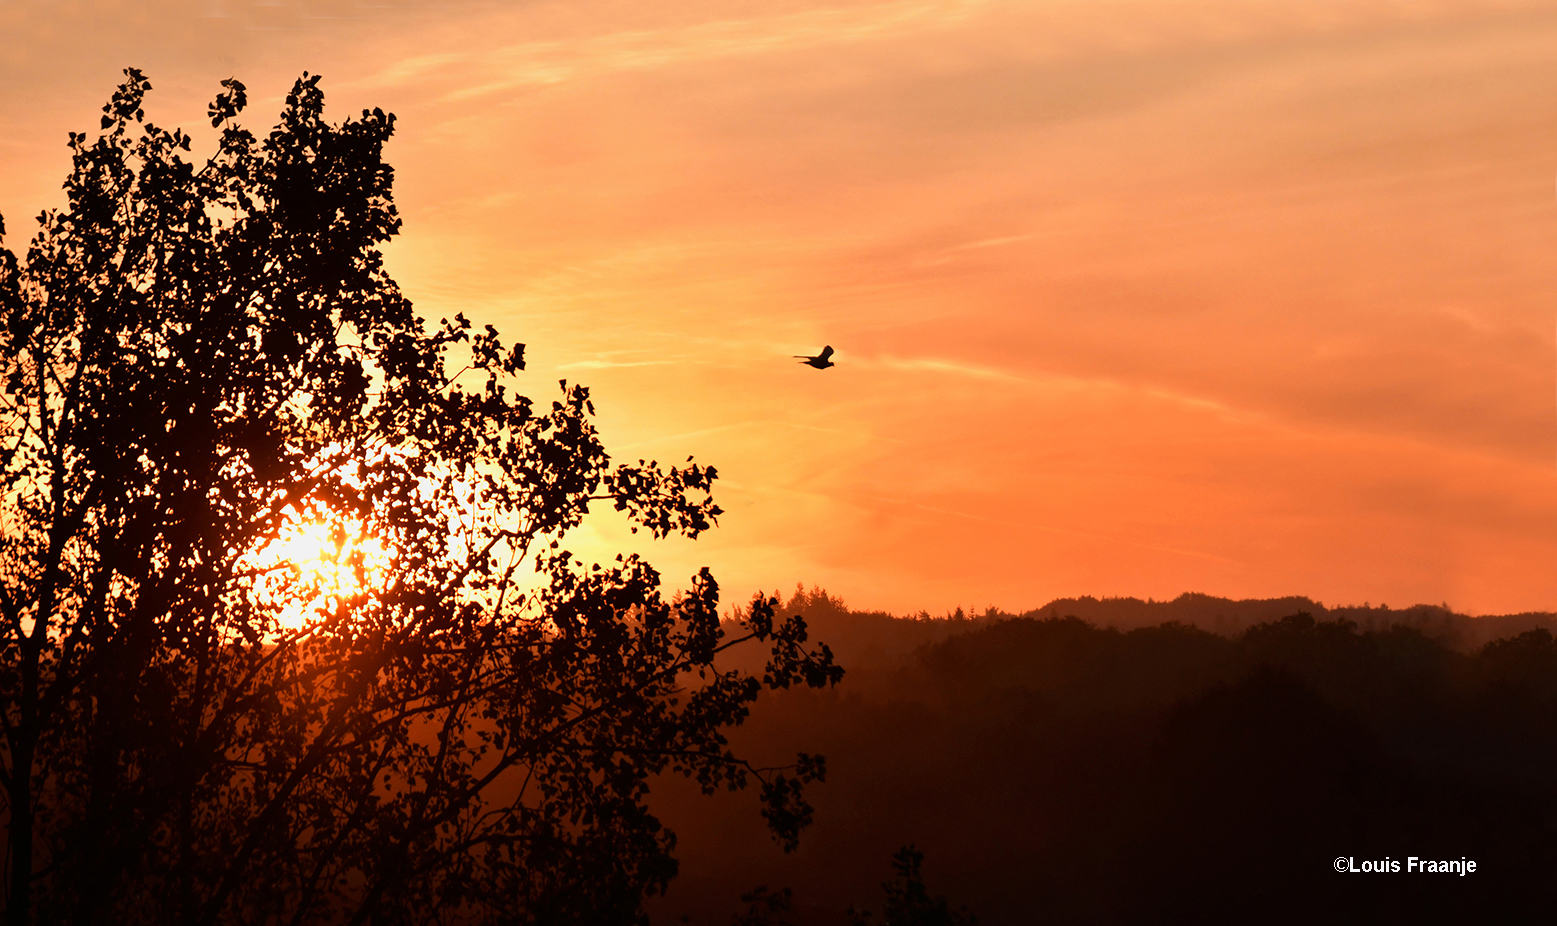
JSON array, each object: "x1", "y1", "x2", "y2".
[{"x1": 0, "y1": 69, "x2": 840, "y2": 925}]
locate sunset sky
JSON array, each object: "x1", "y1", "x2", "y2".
[{"x1": 3, "y1": 0, "x2": 1556, "y2": 616}]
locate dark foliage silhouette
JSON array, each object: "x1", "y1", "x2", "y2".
[
  {"x1": 729, "y1": 886, "x2": 795, "y2": 926},
  {"x1": 0, "y1": 70, "x2": 840, "y2": 925},
  {"x1": 846, "y1": 847, "x2": 975, "y2": 926}
]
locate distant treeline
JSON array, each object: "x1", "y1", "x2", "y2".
[
  {"x1": 745, "y1": 587, "x2": 1557, "y2": 664},
  {"x1": 1021, "y1": 591, "x2": 1557, "y2": 649},
  {"x1": 652, "y1": 589, "x2": 1557, "y2": 925}
]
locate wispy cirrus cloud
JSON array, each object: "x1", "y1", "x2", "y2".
[
  {"x1": 869, "y1": 356, "x2": 1251, "y2": 419},
  {"x1": 359, "y1": 0, "x2": 989, "y2": 98}
]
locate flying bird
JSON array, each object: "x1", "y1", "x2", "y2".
[{"x1": 795, "y1": 345, "x2": 835, "y2": 370}]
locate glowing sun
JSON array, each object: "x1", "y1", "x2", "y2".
[{"x1": 252, "y1": 515, "x2": 390, "y2": 631}]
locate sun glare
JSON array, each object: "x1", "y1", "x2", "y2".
[{"x1": 251, "y1": 515, "x2": 390, "y2": 632}]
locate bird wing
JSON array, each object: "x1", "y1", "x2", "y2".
[{"x1": 818, "y1": 345, "x2": 834, "y2": 361}]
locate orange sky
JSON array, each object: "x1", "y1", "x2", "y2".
[{"x1": 4, "y1": 0, "x2": 1556, "y2": 615}]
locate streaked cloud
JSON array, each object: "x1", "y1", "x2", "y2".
[{"x1": 373, "y1": 0, "x2": 989, "y2": 99}]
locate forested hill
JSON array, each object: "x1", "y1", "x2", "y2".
[
  {"x1": 1022, "y1": 592, "x2": 1557, "y2": 648},
  {"x1": 664, "y1": 589, "x2": 1557, "y2": 925},
  {"x1": 764, "y1": 587, "x2": 1557, "y2": 659}
]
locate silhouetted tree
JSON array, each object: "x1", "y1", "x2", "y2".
[
  {"x1": 729, "y1": 886, "x2": 794, "y2": 926},
  {"x1": 848, "y1": 847, "x2": 976, "y2": 926},
  {"x1": 0, "y1": 70, "x2": 839, "y2": 925}
]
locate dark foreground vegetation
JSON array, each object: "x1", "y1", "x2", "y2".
[{"x1": 651, "y1": 590, "x2": 1557, "y2": 925}]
